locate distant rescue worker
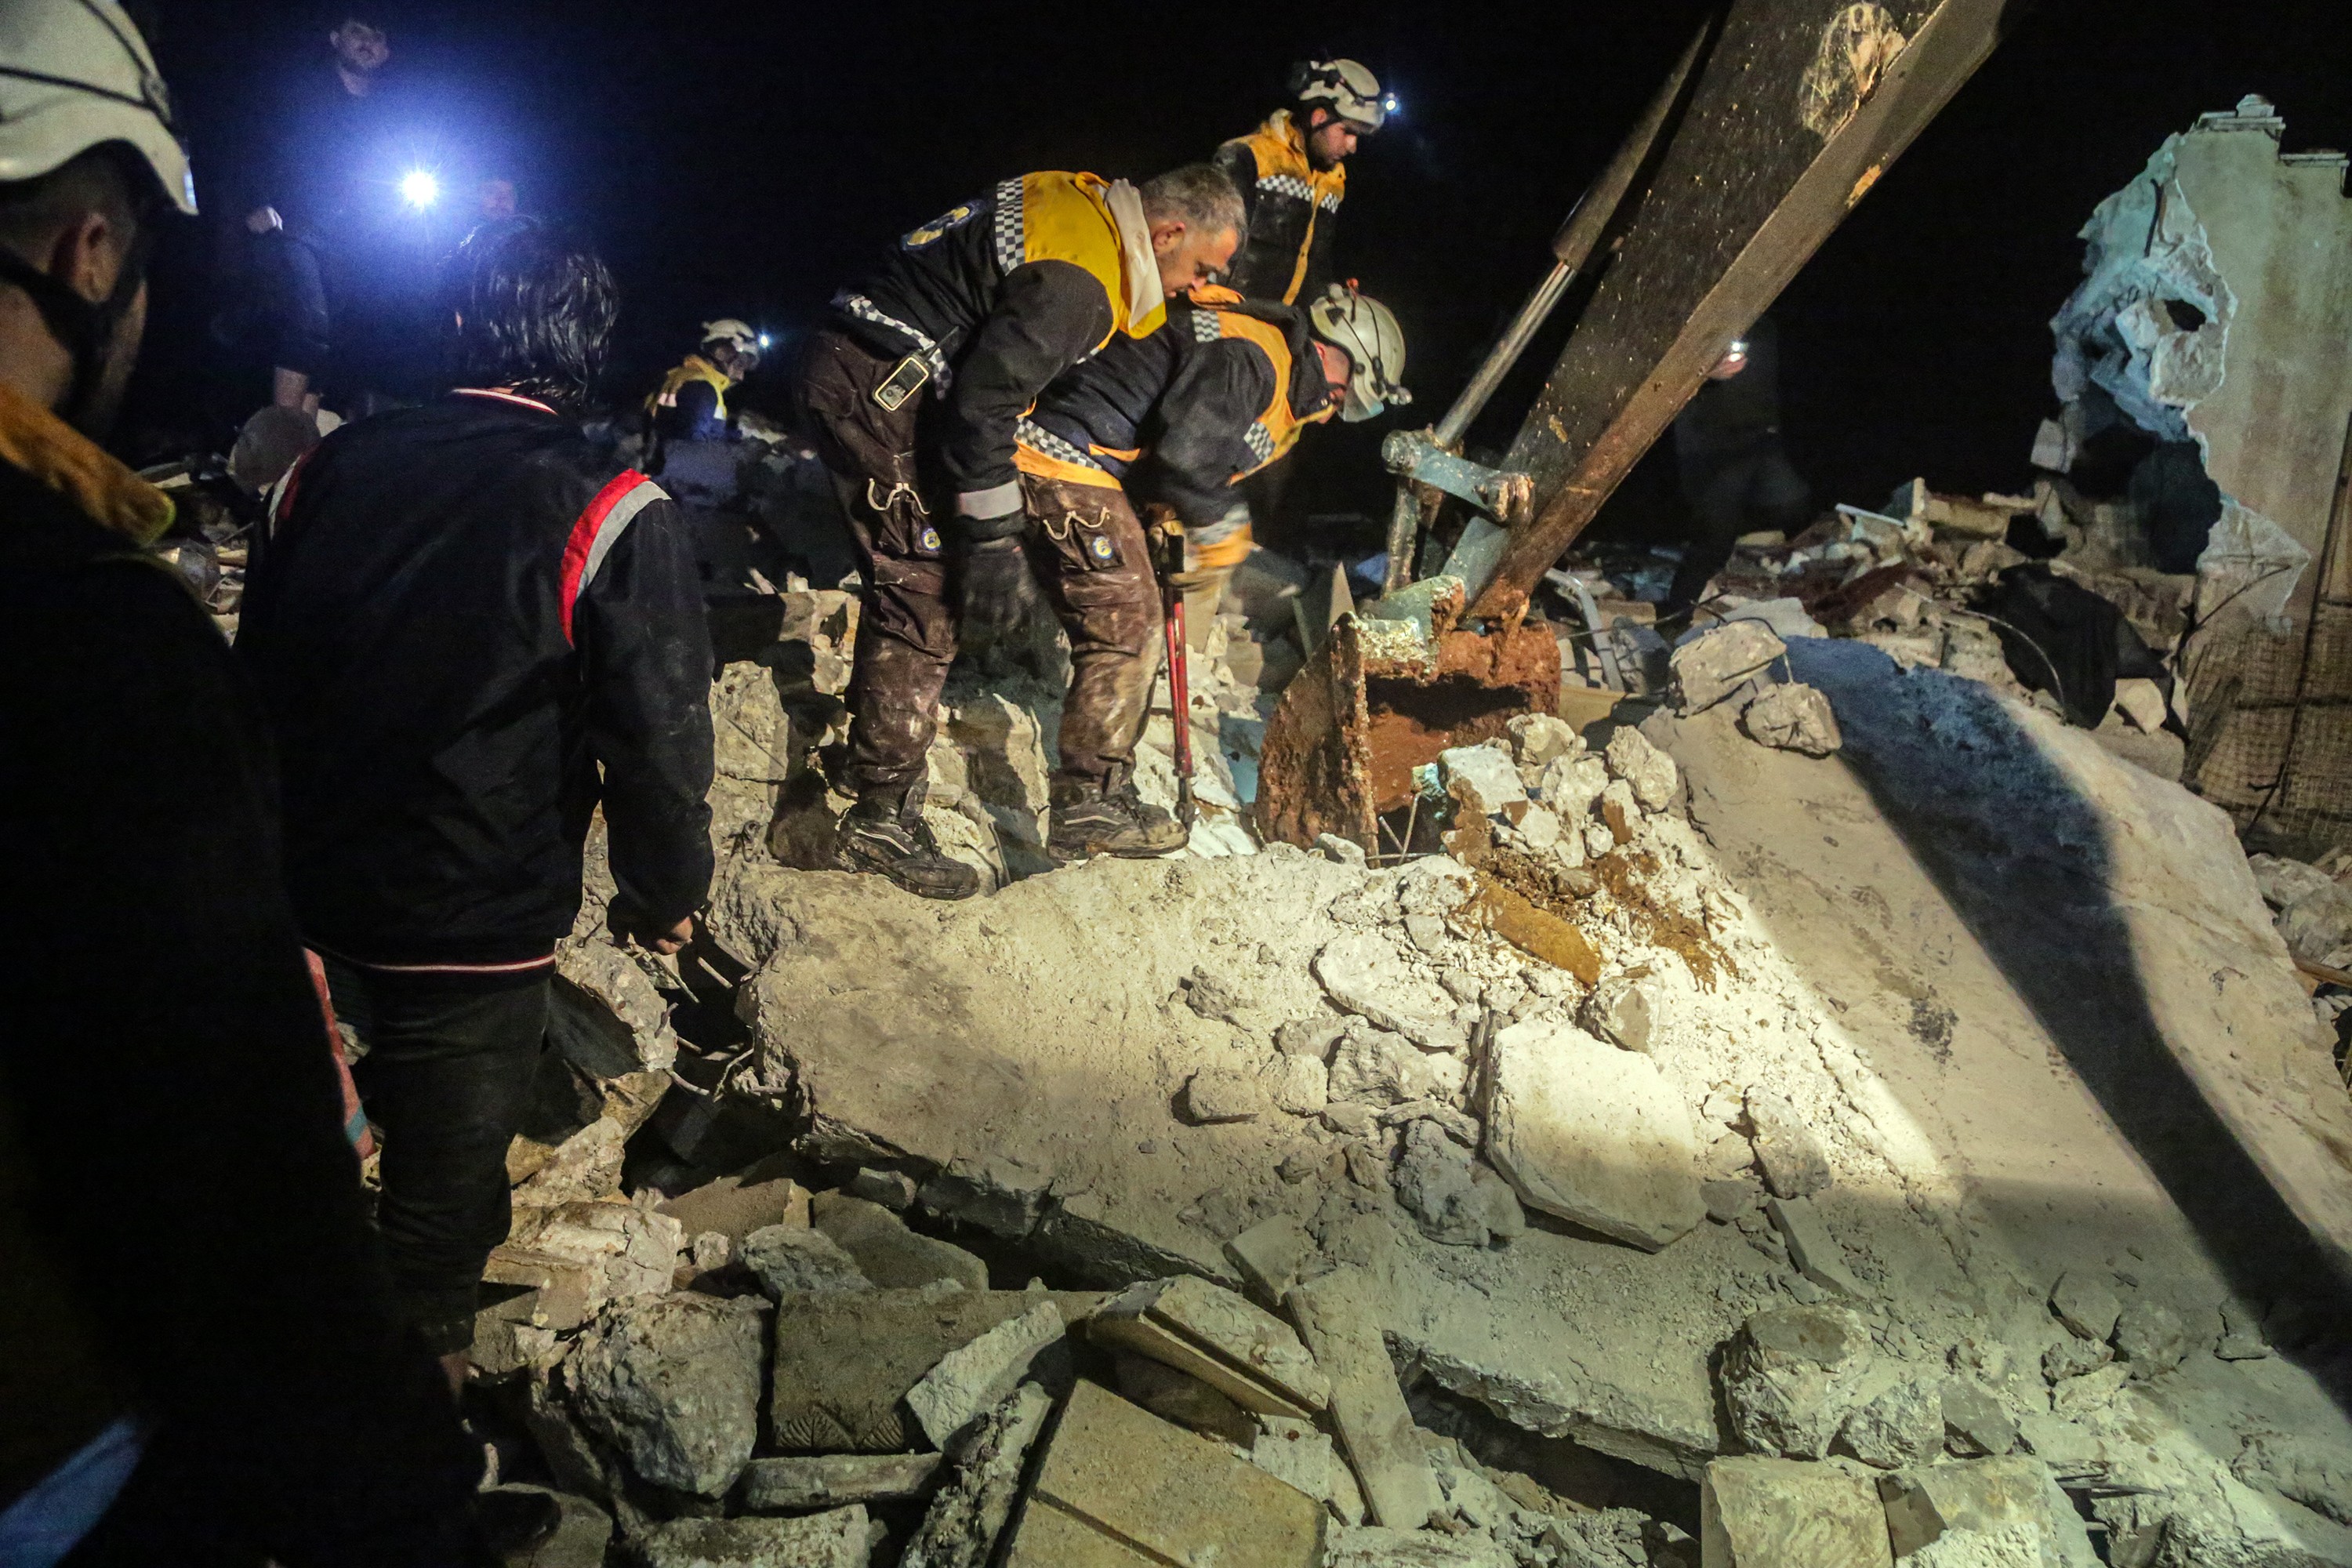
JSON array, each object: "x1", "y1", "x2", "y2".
[
  {"x1": 647, "y1": 316, "x2": 762, "y2": 446},
  {"x1": 800, "y1": 162, "x2": 1243, "y2": 898},
  {"x1": 241, "y1": 217, "x2": 716, "y2": 1390},
  {"x1": 1004, "y1": 281, "x2": 1405, "y2": 863},
  {"x1": 0, "y1": 3, "x2": 481, "y2": 1561},
  {"x1": 1213, "y1": 59, "x2": 1388, "y2": 306},
  {"x1": 1661, "y1": 315, "x2": 1809, "y2": 630}
]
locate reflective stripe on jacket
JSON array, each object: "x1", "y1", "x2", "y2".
[{"x1": 1214, "y1": 112, "x2": 1345, "y2": 305}]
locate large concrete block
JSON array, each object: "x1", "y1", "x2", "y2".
[
  {"x1": 767, "y1": 1287, "x2": 1100, "y2": 1453},
  {"x1": 634, "y1": 1506, "x2": 869, "y2": 1568},
  {"x1": 907, "y1": 1301, "x2": 1068, "y2": 1450},
  {"x1": 1091, "y1": 1275, "x2": 1330, "y2": 1419},
  {"x1": 1699, "y1": 1456, "x2": 1891, "y2": 1568},
  {"x1": 1004, "y1": 1381, "x2": 1325, "y2": 1566},
  {"x1": 1285, "y1": 1268, "x2": 1443, "y2": 1530},
  {"x1": 1720, "y1": 1305, "x2": 1876, "y2": 1460},
  {"x1": 1483, "y1": 1019, "x2": 1704, "y2": 1250},
  {"x1": 566, "y1": 1294, "x2": 765, "y2": 1497},
  {"x1": 811, "y1": 1192, "x2": 990, "y2": 1293}
]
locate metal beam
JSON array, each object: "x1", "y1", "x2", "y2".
[{"x1": 1459, "y1": 0, "x2": 2015, "y2": 622}]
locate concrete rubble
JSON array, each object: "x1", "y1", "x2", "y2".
[{"x1": 422, "y1": 204, "x2": 2352, "y2": 1565}]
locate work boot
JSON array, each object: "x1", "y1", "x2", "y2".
[
  {"x1": 1048, "y1": 775, "x2": 1189, "y2": 863},
  {"x1": 836, "y1": 783, "x2": 981, "y2": 899}
]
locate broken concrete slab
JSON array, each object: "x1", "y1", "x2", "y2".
[
  {"x1": 1317, "y1": 931, "x2": 1465, "y2": 1051},
  {"x1": 566, "y1": 1293, "x2": 767, "y2": 1497},
  {"x1": 1225, "y1": 1213, "x2": 1317, "y2": 1308},
  {"x1": 658, "y1": 1163, "x2": 811, "y2": 1249},
  {"x1": 1581, "y1": 973, "x2": 1655, "y2": 1052},
  {"x1": 1939, "y1": 1380, "x2": 2017, "y2": 1459},
  {"x1": 1440, "y1": 742, "x2": 1529, "y2": 818},
  {"x1": 1483, "y1": 1018, "x2": 1704, "y2": 1250},
  {"x1": 1838, "y1": 1377, "x2": 1944, "y2": 1470},
  {"x1": 1322, "y1": 1525, "x2": 1514, "y2": 1566},
  {"x1": 901, "y1": 1384, "x2": 1054, "y2": 1568},
  {"x1": 488, "y1": 1485, "x2": 610, "y2": 1568},
  {"x1": 1671, "y1": 621, "x2": 1786, "y2": 715},
  {"x1": 768, "y1": 1287, "x2": 1101, "y2": 1453},
  {"x1": 1878, "y1": 1456, "x2": 2079, "y2": 1559},
  {"x1": 1328, "y1": 1021, "x2": 1466, "y2": 1107},
  {"x1": 1746, "y1": 1087, "x2": 1831, "y2": 1201},
  {"x1": 2047, "y1": 1271, "x2": 2121, "y2": 1344},
  {"x1": 1181, "y1": 1066, "x2": 1267, "y2": 1123},
  {"x1": 1392, "y1": 1117, "x2": 1497, "y2": 1247},
  {"x1": 634, "y1": 1507, "x2": 869, "y2": 1568},
  {"x1": 1766, "y1": 1196, "x2": 1868, "y2": 1300},
  {"x1": 1740, "y1": 682, "x2": 1842, "y2": 757},
  {"x1": 506, "y1": 1197, "x2": 681, "y2": 1316},
  {"x1": 1605, "y1": 727, "x2": 1680, "y2": 812},
  {"x1": 809, "y1": 1192, "x2": 989, "y2": 1293},
  {"x1": 1720, "y1": 1305, "x2": 1876, "y2": 1461},
  {"x1": 1287, "y1": 1268, "x2": 1443, "y2": 1530},
  {"x1": 1699, "y1": 1456, "x2": 1891, "y2": 1568},
  {"x1": 738, "y1": 1453, "x2": 942, "y2": 1512},
  {"x1": 1089, "y1": 1275, "x2": 1329, "y2": 1419},
  {"x1": 1112, "y1": 1352, "x2": 1258, "y2": 1446},
  {"x1": 1004, "y1": 1380, "x2": 1325, "y2": 1567},
  {"x1": 907, "y1": 1299, "x2": 1068, "y2": 1451},
  {"x1": 742, "y1": 1225, "x2": 869, "y2": 1297},
  {"x1": 1250, "y1": 1415, "x2": 1362, "y2": 1524}
]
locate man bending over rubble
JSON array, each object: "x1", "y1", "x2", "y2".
[
  {"x1": 0, "y1": 3, "x2": 481, "y2": 1561},
  {"x1": 240, "y1": 217, "x2": 715, "y2": 1391},
  {"x1": 1004, "y1": 282, "x2": 1403, "y2": 860},
  {"x1": 799, "y1": 162, "x2": 1243, "y2": 898}
]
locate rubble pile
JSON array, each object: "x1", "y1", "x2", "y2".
[{"x1": 443, "y1": 569, "x2": 2352, "y2": 1566}]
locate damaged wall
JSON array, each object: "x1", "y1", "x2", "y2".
[{"x1": 2050, "y1": 95, "x2": 2352, "y2": 851}]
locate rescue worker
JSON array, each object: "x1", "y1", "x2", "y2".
[
  {"x1": 647, "y1": 316, "x2": 761, "y2": 447},
  {"x1": 800, "y1": 162, "x2": 1243, "y2": 898},
  {"x1": 1007, "y1": 281, "x2": 1405, "y2": 862},
  {"x1": 240, "y1": 217, "x2": 715, "y2": 1395},
  {"x1": 0, "y1": 3, "x2": 481, "y2": 1561},
  {"x1": 1661, "y1": 315, "x2": 1809, "y2": 633},
  {"x1": 1213, "y1": 59, "x2": 1387, "y2": 307}
]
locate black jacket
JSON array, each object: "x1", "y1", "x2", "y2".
[
  {"x1": 1025, "y1": 290, "x2": 1333, "y2": 526},
  {"x1": 0, "y1": 430, "x2": 474, "y2": 1562},
  {"x1": 241, "y1": 391, "x2": 715, "y2": 968},
  {"x1": 1214, "y1": 114, "x2": 1346, "y2": 306},
  {"x1": 830, "y1": 171, "x2": 1163, "y2": 520}
]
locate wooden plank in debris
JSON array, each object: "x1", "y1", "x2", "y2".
[{"x1": 1284, "y1": 1267, "x2": 1443, "y2": 1530}]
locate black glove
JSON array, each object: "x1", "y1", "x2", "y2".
[{"x1": 955, "y1": 532, "x2": 1033, "y2": 648}]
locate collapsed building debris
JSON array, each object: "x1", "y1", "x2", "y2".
[{"x1": 437, "y1": 535, "x2": 2352, "y2": 1565}]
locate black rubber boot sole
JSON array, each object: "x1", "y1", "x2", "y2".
[{"x1": 837, "y1": 830, "x2": 982, "y2": 899}]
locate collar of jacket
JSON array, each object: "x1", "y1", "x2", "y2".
[
  {"x1": 1101, "y1": 179, "x2": 1164, "y2": 339},
  {"x1": 1242, "y1": 111, "x2": 1348, "y2": 201},
  {"x1": 0, "y1": 379, "x2": 173, "y2": 546}
]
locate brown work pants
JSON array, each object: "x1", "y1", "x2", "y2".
[
  {"x1": 798, "y1": 328, "x2": 1163, "y2": 793},
  {"x1": 1017, "y1": 474, "x2": 1165, "y2": 790}
]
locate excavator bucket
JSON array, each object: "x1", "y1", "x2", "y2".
[
  {"x1": 1254, "y1": 0, "x2": 2010, "y2": 852},
  {"x1": 1257, "y1": 582, "x2": 1559, "y2": 852}
]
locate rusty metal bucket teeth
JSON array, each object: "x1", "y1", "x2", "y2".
[{"x1": 1255, "y1": 582, "x2": 1559, "y2": 854}]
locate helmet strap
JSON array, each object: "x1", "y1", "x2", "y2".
[{"x1": 0, "y1": 211, "x2": 155, "y2": 431}]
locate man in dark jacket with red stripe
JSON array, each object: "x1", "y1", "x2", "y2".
[{"x1": 239, "y1": 217, "x2": 714, "y2": 1382}]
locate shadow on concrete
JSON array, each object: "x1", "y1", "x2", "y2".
[{"x1": 1784, "y1": 636, "x2": 2352, "y2": 1403}]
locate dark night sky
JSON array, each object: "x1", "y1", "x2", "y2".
[{"x1": 129, "y1": 0, "x2": 2352, "y2": 548}]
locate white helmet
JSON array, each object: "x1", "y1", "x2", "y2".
[
  {"x1": 1289, "y1": 58, "x2": 1388, "y2": 133},
  {"x1": 700, "y1": 318, "x2": 761, "y2": 359},
  {"x1": 0, "y1": 0, "x2": 196, "y2": 215},
  {"x1": 1308, "y1": 282, "x2": 1410, "y2": 423}
]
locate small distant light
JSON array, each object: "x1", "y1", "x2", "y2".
[
  {"x1": 758, "y1": 332, "x2": 772, "y2": 349},
  {"x1": 1381, "y1": 93, "x2": 1401, "y2": 117},
  {"x1": 399, "y1": 169, "x2": 439, "y2": 209}
]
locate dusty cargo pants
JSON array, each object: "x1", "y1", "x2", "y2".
[
  {"x1": 1016, "y1": 474, "x2": 1165, "y2": 789},
  {"x1": 798, "y1": 328, "x2": 956, "y2": 797},
  {"x1": 799, "y1": 328, "x2": 1168, "y2": 792}
]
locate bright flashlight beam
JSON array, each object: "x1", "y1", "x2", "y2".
[
  {"x1": 399, "y1": 169, "x2": 440, "y2": 209},
  {"x1": 758, "y1": 333, "x2": 771, "y2": 349}
]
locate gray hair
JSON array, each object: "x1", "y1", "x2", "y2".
[{"x1": 1141, "y1": 163, "x2": 1246, "y2": 243}]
